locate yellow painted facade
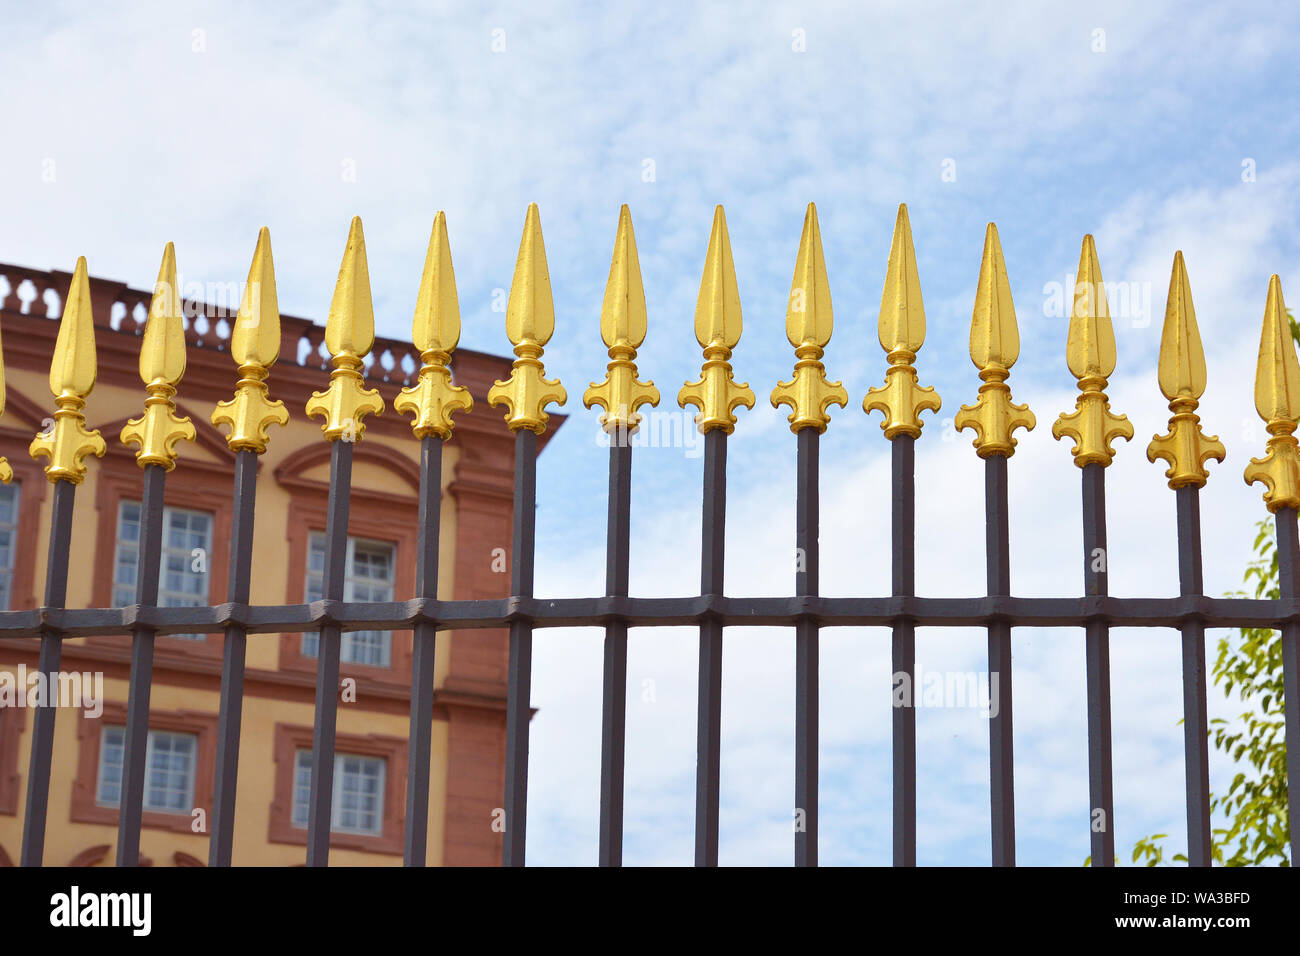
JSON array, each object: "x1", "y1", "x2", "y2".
[{"x1": 0, "y1": 260, "x2": 530, "y2": 867}]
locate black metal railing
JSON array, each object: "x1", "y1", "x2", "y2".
[{"x1": 3, "y1": 204, "x2": 1299, "y2": 870}]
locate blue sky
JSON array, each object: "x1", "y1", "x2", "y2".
[{"x1": 2, "y1": 1, "x2": 1299, "y2": 864}]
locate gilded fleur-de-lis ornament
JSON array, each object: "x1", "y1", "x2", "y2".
[
  {"x1": 29, "y1": 257, "x2": 107, "y2": 483},
  {"x1": 864, "y1": 204, "x2": 941, "y2": 437},
  {"x1": 1146, "y1": 252, "x2": 1225, "y2": 488},
  {"x1": 211, "y1": 227, "x2": 290, "y2": 452},
  {"x1": 584, "y1": 205, "x2": 660, "y2": 435},
  {"x1": 394, "y1": 213, "x2": 474, "y2": 438},
  {"x1": 0, "y1": 316, "x2": 10, "y2": 483},
  {"x1": 1244, "y1": 275, "x2": 1300, "y2": 511},
  {"x1": 771, "y1": 203, "x2": 847, "y2": 433},
  {"x1": 678, "y1": 205, "x2": 755, "y2": 433},
  {"x1": 121, "y1": 243, "x2": 197, "y2": 468},
  {"x1": 306, "y1": 216, "x2": 386, "y2": 441},
  {"x1": 954, "y1": 223, "x2": 1035, "y2": 456},
  {"x1": 1052, "y1": 235, "x2": 1133, "y2": 466},
  {"x1": 488, "y1": 204, "x2": 567, "y2": 433}
]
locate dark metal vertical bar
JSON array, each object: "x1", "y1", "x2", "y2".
[
  {"x1": 502, "y1": 428, "x2": 537, "y2": 867},
  {"x1": 985, "y1": 454, "x2": 1016, "y2": 866},
  {"x1": 20, "y1": 480, "x2": 76, "y2": 866},
  {"x1": 116, "y1": 464, "x2": 167, "y2": 867},
  {"x1": 599, "y1": 438, "x2": 632, "y2": 866},
  {"x1": 892, "y1": 434, "x2": 916, "y2": 867},
  {"x1": 404, "y1": 436, "x2": 442, "y2": 866},
  {"x1": 1274, "y1": 507, "x2": 1300, "y2": 865},
  {"x1": 1081, "y1": 462, "x2": 1115, "y2": 866},
  {"x1": 209, "y1": 449, "x2": 258, "y2": 866},
  {"x1": 695, "y1": 429, "x2": 726, "y2": 867},
  {"x1": 305, "y1": 440, "x2": 353, "y2": 867},
  {"x1": 1175, "y1": 485, "x2": 1211, "y2": 867},
  {"x1": 794, "y1": 427, "x2": 819, "y2": 867}
]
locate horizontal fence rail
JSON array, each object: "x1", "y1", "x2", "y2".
[
  {"x1": 0, "y1": 200, "x2": 1297, "y2": 869},
  {"x1": 4, "y1": 595, "x2": 1300, "y2": 636}
]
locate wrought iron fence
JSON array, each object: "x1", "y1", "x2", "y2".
[{"x1": 2, "y1": 200, "x2": 1298, "y2": 867}]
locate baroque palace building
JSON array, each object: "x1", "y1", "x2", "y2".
[{"x1": 0, "y1": 256, "x2": 560, "y2": 866}]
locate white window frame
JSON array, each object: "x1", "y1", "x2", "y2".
[
  {"x1": 290, "y1": 749, "x2": 386, "y2": 836},
  {"x1": 113, "y1": 501, "x2": 213, "y2": 639},
  {"x1": 95, "y1": 726, "x2": 198, "y2": 814},
  {"x1": 301, "y1": 534, "x2": 395, "y2": 666},
  {"x1": 0, "y1": 481, "x2": 19, "y2": 611}
]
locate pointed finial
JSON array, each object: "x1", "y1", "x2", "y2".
[
  {"x1": 954, "y1": 223, "x2": 1036, "y2": 457},
  {"x1": 1146, "y1": 253, "x2": 1225, "y2": 488},
  {"x1": 1051, "y1": 235, "x2": 1133, "y2": 466},
  {"x1": 864, "y1": 204, "x2": 941, "y2": 438},
  {"x1": 770, "y1": 203, "x2": 847, "y2": 432},
  {"x1": 1244, "y1": 275, "x2": 1300, "y2": 511},
  {"x1": 488, "y1": 204, "x2": 567, "y2": 433},
  {"x1": 584, "y1": 205, "x2": 660, "y2": 435},
  {"x1": 0, "y1": 317, "x2": 10, "y2": 483},
  {"x1": 678, "y1": 206, "x2": 755, "y2": 433},
  {"x1": 305, "y1": 216, "x2": 386, "y2": 441},
  {"x1": 120, "y1": 243, "x2": 197, "y2": 469},
  {"x1": 212, "y1": 227, "x2": 291, "y2": 452},
  {"x1": 394, "y1": 213, "x2": 474, "y2": 439},
  {"x1": 28, "y1": 257, "x2": 107, "y2": 483}
]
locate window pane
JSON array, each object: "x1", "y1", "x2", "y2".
[
  {"x1": 291, "y1": 750, "x2": 313, "y2": 827},
  {"x1": 0, "y1": 482, "x2": 16, "y2": 611},
  {"x1": 144, "y1": 731, "x2": 196, "y2": 813},
  {"x1": 116, "y1": 502, "x2": 213, "y2": 638},
  {"x1": 302, "y1": 533, "x2": 328, "y2": 657},
  {"x1": 305, "y1": 535, "x2": 394, "y2": 666},
  {"x1": 96, "y1": 727, "x2": 196, "y2": 814},
  {"x1": 290, "y1": 750, "x2": 385, "y2": 836},
  {"x1": 96, "y1": 726, "x2": 126, "y2": 806}
]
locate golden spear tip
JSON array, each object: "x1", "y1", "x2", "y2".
[
  {"x1": 522, "y1": 203, "x2": 542, "y2": 236},
  {"x1": 31, "y1": 254, "x2": 106, "y2": 481},
  {"x1": 585, "y1": 205, "x2": 657, "y2": 432},
  {"x1": 395, "y1": 212, "x2": 472, "y2": 439},
  {"x1": 1157, "y1": 249, "x2": 1204, "y2": 401},
  {"x1": 1077, "y1": 234, "x2": 1104, "y2": 288},
  {"x1": 878, "y1": 200, "x2": 924, "y2": 354},
  {"x1": 122, "y1": 241, "x2": 195, "y2": 467},
  {"x1": 232, "y1": 225, "x2": 280, "y2": 368},
  {"x1": 1066, "y1": 232, "x2": 1114, "y2": 379},
  {"x1": 1267, "y1": 272, "x2": 1285, "y2": 306},
  {"x1": 695, "y1": 204, "x2": 742, "y2": 350},
  {"x1": 141, "y1": 241, "x2": 186, "y2": 386},
  {"x1": 307, "y1": 217, "x2": 384, "y2": 439},
  {"x1": 787, "y1": 200, "x2": 832, "y2": 348},
  {"x1": 600, "y1": 203, "x2": 647, "y2": 350},
  {"x1": 771, "y1": 202, "x2": 844, "y2": 433},
  {"x1": 969, "y1": 220, "x2": 1018, "y2": 371},
  {"x1": 52, "y1": 256, "x2": 96, "y2": 399},
  {"x1": 1147, "y1": 249, "x2": 1222, "y2": 487},
  {"x1": 153, "y1": 242, "x2": 179, "y2": 317},
  {"x1": 1254, "y1": 274, "x2": 1296, "y2": 424},
  {"x1": 1244, "y1": 273, "x2": 1300, "y2": 508},
  {"x1": 412, "y1": 212, "x2": 460, "y2": 354},
  {"x1": 66, "y1": 256, "x2": 91, "y2": 318},
  {"x1": 325, "y1": 215, "x2": 375, "y2": 358},
  {"x1": 489, "y1": 203, "x2": 565, "y2": 432},
  {"x1": 506, "y1": 202, "x2": 555, "y2": 347}
]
